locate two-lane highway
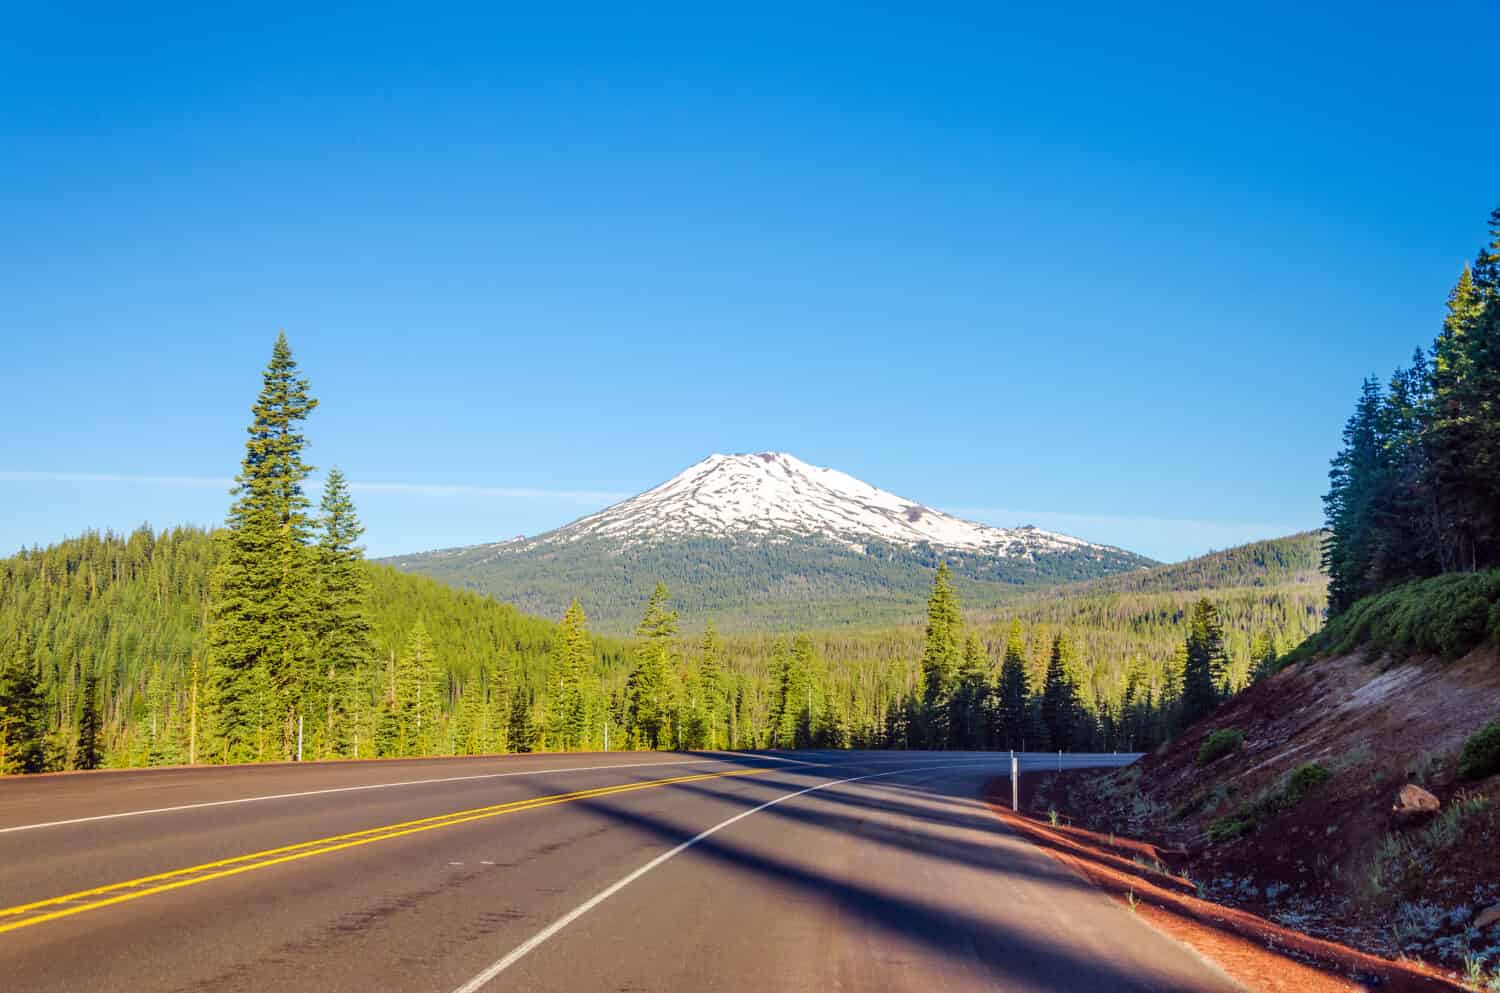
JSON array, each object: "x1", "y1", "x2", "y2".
[{"x1": 0, "y1": 751, "x2": 1241, "y2": 992}]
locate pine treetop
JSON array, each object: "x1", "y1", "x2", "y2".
[{"x1": 636, "y1": 582, "x2": 678, "y2": 641}]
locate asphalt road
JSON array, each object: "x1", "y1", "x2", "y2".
[{"x1": 0, "y1": 751, "x2": 1242, "y2": 993}]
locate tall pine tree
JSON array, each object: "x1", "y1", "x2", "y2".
[
  {"x1": 627, "y1": 583, "x2": 676, "y2": 749},
  {"x1": 953, "y1": 633, "x2": 990, "y2": 750},
  {"x1": 312, "y1": 467, "x2": 373, "y2": 757},
  {"x1": 919, "y1": 563, "x2": 962, "y2": 749},
  {"x1": 1039, "y1": 634, "x2": 1079, "y2": 752},
  {"x1": 550, "y1": 598, "x2": 592, "y2": 750},
  {"x1": 994, "y1": 619, "x2": 1031, "y2": 750},
  {"x1": 208, "y1": 332, "x2": 319, "y2": 762},
  {"x1": 0, "y1": 629, "x2": 53, "y2": 774},
  {"x1": 1323, "y1": 377, "x2": 1387, "y2": 613},
  {"x1": 1179, "y1": 599, "x2": 1227, "y2": 729},
  {"x1": 697, "y1": 623, "x2": 726, "y2": 749},
  {"x1": 75, "y1": 670, "x2": 104, "y2": 770}
]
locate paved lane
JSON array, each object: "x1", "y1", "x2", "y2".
[{"x1": 0, "y1": 752, "x2": 1240, "y2": 993}]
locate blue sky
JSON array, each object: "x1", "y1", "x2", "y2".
[{"x1": 3, "y1": 2, "x2": 1496, "y2": 563}]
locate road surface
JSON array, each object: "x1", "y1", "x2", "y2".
[{"x1": 0, "y1": 751, "x2": 1241, "y2": 993}]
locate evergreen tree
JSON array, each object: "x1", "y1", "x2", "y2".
[
  {"x1": 397, "y1": 621, "x2": 441, "y2": 755},
  {"x1": 508, "y1": 685, "x2": 534, "y2": 752},
  {"x1": 627, "y1": 583, "x2": 676, "y2": 749},
  {"x1": 1248, "y1": 631, "x2": 1278, "y2": 683},
  {"x1": 1119, "y1": 657, "x2": 1150, "y2": 750},
  {"x1": 918, "y1": 563, "x2": 962, "y2": 748},
  {"x1": 1463, "y1": 214, "x2": 1500, "y2": 564},
  {"x1": 1179, "y1": 599, "x2": 1227, "y2": 729},
  {"x1": 816, "y1": 683, "x2": 851, "y2": 748},
  {"x1": 453, "y1": 674, "x2": 485, "y2": 755},
  {"x1": 1039, "y1": 634, "x2": 1079, "y2": 752},
  {"x1": 784, "y1": 635, "x2": 820, "y2": 748},
  {"x1": 1323, "y1": 377, "x2": 1387, "y2": 613},
  {"x1": 550, "y1": 598, "x2": 592, "y2": 750},
  {"x1": 484, "y1": 659, "x2": 511, "y2": 754},
  {"x1": 765, "y1": 639, "x2": 792, "y2": 747},
  {"x1": 0, "y1": 630, "x2": 53, "y2": 774},
  {"x1": 75, "y1": 671, "x2": 104, "y2": 769},
  {"x1": 312, "y1": 467, "x2": 373, "y2": 757},
  {"x1": 953, "y1": 633, "x2": 990, "y2": 749},
  {"x1": 697, "y1": 623, "x2": 726, "y2": 749},
  {"x1": 995, "y1": 619, "x2": 1031, "y2": 750},
  {"x1": 1390, "y1": 355, "x2": 1437, "y2": 565},
  {"x1": 208, "y1": 332, "x2": 319, "y2": 761}
]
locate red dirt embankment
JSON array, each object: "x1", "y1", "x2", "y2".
[
  {"x1": 987, "y1": 645, "x2": 1500, "y2": 992},
  {"x1": 984, "y1": 774, "x2": 1464, "y2": 993}
]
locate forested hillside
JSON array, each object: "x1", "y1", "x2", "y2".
[
  {"x1": 0, "y1": 526, "x2": 616, "y2": 768},
  {"x1": 1042, "y1": 531, "x2": 1324, "y2": 596},
  {"x1": 1300, "y1": 206, "x2": 1500, "y2": 661},
  {"x1": 708, "y1": 532, "x2": 1327, "y2": 749},
  {"x1": 0, "y1": 526, "x2": 1321, "y2": 771},
  {"x1": 979, "y1": 532, "x2": 1326, "y2": 690},
  {"x1": 392, "y1": 533, "x2": 1153, "y2": 632}
]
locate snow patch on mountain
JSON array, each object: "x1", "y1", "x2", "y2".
[{"x1": 525, "y1": 452, "x2": 1116, "y2": 559}]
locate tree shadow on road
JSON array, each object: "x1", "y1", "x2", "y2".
[{"x1": 508, "y1": 760, "x2": 1236, "y2": 993}]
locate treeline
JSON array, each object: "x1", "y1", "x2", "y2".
[
  {"x1": 1323, "y1": 207, "x2": 1500, "y2": 613},
  {"x1": 0, "y1": 335, "x2": 1311, "y2": 772},
  {"x1": 975, "y1": 534, "x2": 1324, "y2": 695},
  {"x1": 879, "y1": 565, "x2": 1268, "y2": 752},
  {"x1": 1039, "y1": 532, "x2": 1324, "y2": 596},
  {"x1": 0, "y1": 526, "x2": 580, "y2": 770},
  {"x1": 0, "y1": 523, "x2": 1300, "y2": 772},
  {"x1": 391, "y1": 531, "x2": 1152, "y2": 633}
]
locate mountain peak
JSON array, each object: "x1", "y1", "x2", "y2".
[{"x1": 536, "y1": 452, "x2": 1113, "y2": 559}]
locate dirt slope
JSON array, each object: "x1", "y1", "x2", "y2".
[{"x1": 1036, "y1": 646, "x2": 1500, "y2": 987}]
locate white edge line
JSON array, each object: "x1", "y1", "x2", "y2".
[
  {"x1": 0, "y1": 758, "x2": 752, "y2": 835},
  {"x1": 448, "y1": 763, "x2": 932, "y2": 993}
]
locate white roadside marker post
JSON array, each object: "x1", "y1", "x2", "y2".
[
  {"x1": 297, "y1": 713, "x2": 304, "y2": 762},
  {"x1": 1011, "y1": 752, "x2": 1019, "y2": 812}
]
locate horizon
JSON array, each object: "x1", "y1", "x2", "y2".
[{"x1": 1, "y1": 445, "x2": 1314, "y2": 565}]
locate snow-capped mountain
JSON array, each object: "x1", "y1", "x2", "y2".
[
  {"x1": 387, "y1": 453, "x2": 1153, "y2": 631},
  {"x1": 535, "y1": 452, "x2": 1109, "y2": 558}
]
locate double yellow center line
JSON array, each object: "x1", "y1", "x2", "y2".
[{"x1": 0, "y1": 765, "x2": 773, "y2": 935}]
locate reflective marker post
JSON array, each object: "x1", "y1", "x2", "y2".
[{"x1": 1011, "y1": 752, "x2": 1019, "y2": 811}]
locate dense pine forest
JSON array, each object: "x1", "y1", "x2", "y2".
[
  {"x1": 0, "y1": 336, "x2": 1318, "y2": 773},
  {"x1": 1305, "y1": 206, "x2": 1500, "y2": 660},
  {"x1": 388, "y1": 531, "x2": 1155, "y2": 633}
]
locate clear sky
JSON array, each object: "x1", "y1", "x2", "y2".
[{"x1": 3, "y1": 2, "x2": 1497, "y2": 563}]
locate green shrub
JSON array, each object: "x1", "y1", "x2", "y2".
[
  {"x1": 1208, "y1": 816, "x2": 1251, "y2": 842},
  {"x1": 1205, "y1": 762, "x2": 1333, "y2": 846},
  {"x1": 1458, "y1": 719, "x2": 1500, "y2": 781},
  {"x1": 1285, "y1": 569, "x2": 1500, "y2": 663},
  {"x1": 1197, "y1": 728, "x2": 1244, "y2": 766},
  {"x1": 1283, "y1": 762, "x2": 1332, "y2": 806}
]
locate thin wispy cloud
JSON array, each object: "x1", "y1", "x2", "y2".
[
  {"x1": 0, "y1": 470, "x2": 626, "y2": 506},
  {"x1": 949, "y1": 505, "x2": 1317, "y2": 561},
  {"x1": 348, "y1": 481, "x2": 628, "y2": 504},
  {"x1": 950, "y1": 506, "x2": 1311, "y2": 536},
  {"x1": 0, "y1": 470, "x2": 235, "y2": 488}
]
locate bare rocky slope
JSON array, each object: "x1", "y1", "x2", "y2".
[{"x1": 1040, "y1": 645, "x2": 1500, "y2": 987}]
